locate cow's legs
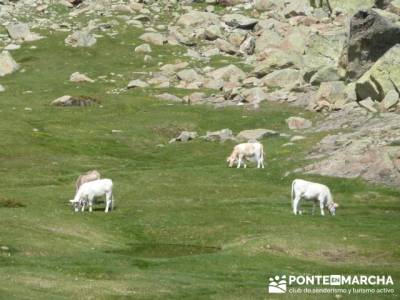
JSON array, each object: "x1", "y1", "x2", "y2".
[
  {"x1": 88, "y1": 197, "x2": 93, "y2": 212},
  {"x1": 105, "y1": 192, "x2": 112, "y2": 213},
  {"x1": 237, "y1": 154, "x2": 243, "y2": 168},
  {"x1": 293, "y1": 196, "x2": 301, "y2": 215},
  {"x1": 319, "y1": 197, "x2": 325, "y2": 216}
]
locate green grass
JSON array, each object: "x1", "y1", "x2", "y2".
[{"x1": 0, "y1": 23, "x2": 399, "y2": 300}]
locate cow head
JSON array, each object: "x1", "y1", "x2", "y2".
[
  {"x1": 328, "y1": 202, "x2": 339, "y2": 216},
  {"x1": 70, "y1": 199, "x2": 81, "y2": 212},
  {"x1": 226, "y1": 156, "x2": 236, "y2": 168}
]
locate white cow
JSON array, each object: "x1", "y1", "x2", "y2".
[
  {"x1": 291, "y1": 179, "x2": 339, "y2": 216},
  {"x1": 75, "y1": 170, "x2": 101, "y2": 192},
  {"x1": 70, "y1": 179, "x2": 114, "y2": 213},
  {"x1": 226, "y1": 142, "x2": 265, "y2": 169}
]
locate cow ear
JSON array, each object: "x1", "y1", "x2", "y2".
[
  {"x1": 69, "y1": 199, "x2": 76, "y2": 203},
  {"x1": 334, "y1": 203, "x2": 339, "y2": 208}
]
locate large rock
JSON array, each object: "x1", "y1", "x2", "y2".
[
  {"x1": 382, "y1": 89, "x2": 399, "y2": 110},
  {"x1": 204, "y1": 25, "x2": 223, "y2": 40},
  {"x1": 177, "y1": 11, "x2": 219, "y2": 27},
  {"x1": 6, "y1": 23, "x2": 43, "y2": 42},
  {"x1": 305, "y1": 113, "x2": 400, "y2": 187},
  {"x1": 253, "y1": 49, "x2": 302, "y2": 77},
  {"x1": 241, "y1": 88, "x2": 268, "y2": 104},
  {"x1": 203, "y1": 129, "x2": 234, "y2": 142},
  {"x1": 339, "y1": 9, "x2": 400, "y2": 80},
  {"x1": 208, "y1": 64, "x2": 246, "y2": 82},
  {"x1": 355, "y1": 44, "x2": 400, "y2": 101},
  {"x1": 65, "y1": 31, "x2": 96, "y2": 47},
  {"x1": 215, "y1": 38, "x2": 237, "y2": 54},
  {"x1": 254, "y1": 0, "x2": 285, "y2": 11},
  {"x1": 260, "y1": 68, "x2": 301, "y2": 89},
  {"x1": 255, "y1": 28, "x2": 284, "y2": 54},
  {"x1": 330, "y1": 0, "x2": 374, "y2": 14},
  {"x1": 177, "y1": 69, "x2": 202, "y2": 82},
  {"x1": 303, "y1": 31, "x2": 346, "y2": 80},
  {"x1": 0, "y1": 51, "x2": 19, "y2": 76},
  {"x1": 139, "y1": 33, "x2": 166, "y2": 46},
  {"x1": 309, "y1": 66, "x2": 342, "y2": 85},
  {"x1": 311, "y1": 81, "x2": 347, "y2": 110},
  {"x1": 237, "y1": 129, "x2": 278, "y2": 141},
  {"x1": 222, "y1": 14, "x2": 258, "y2": 29},
  {"x1": 283, "y1": 0, "x2": 313, "y2": 17}
]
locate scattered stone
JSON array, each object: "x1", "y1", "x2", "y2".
[
  {"x1": 177, "y1": 11, "x2": 219, "y2": 27},
  {"x1": 6, "y1": 23, "x2": 43, "y2": 42},
  {"x1": 65, "y1": 31, "x2": 96, "y2": 47},
  {"x1": 177, "y1": 69, "x2": 202, "y2": 82},
  {"x1": 286, "y1": 116, "x2": 312, "y2": 130},
  {"x1": 359, "y1": 97, "x2": 378, "y2": 113},
  {"x1": 127, "y1": 79, "x2": 149, "y2": 89},
  {"x1": 156, "y1": 93, "x2": 182, "y2": 102},
  {"x1": 222, "y1": 14, "x2": 258, "y2": 29},
  {"x1": 203, "y1": 129, "x2": 234, "y2": 142},
  {"x1": 135, "y1": 43, "x2": 152, "y2": 53},
  {"x1": 139, "y1": 32, "x2": 166, "y2": 46},
  {"x1": 70, "y1": 72, "x2": 94, "y2": 83},
  {"x1": 208, "y1": 64, "x2": 246, "y2": 82},
  {"x1": 4, "y1": 44, "x2": 21, "y2": 51},
  {"x1": 170, "y1": 131, "x2": 198, "y2": 143},
  {"x1": 51, "y1": 95, "x2": 99, "y2": 106},
  {"x1": 237, "y1": 129, "x2": 278, "y2": 141},
  {"x1": 290, "y1": 135, "x2": 306, "y2": 142},
  {"x1": 0, "y1": 51, "x2": 19, "y2": 77},
  {"x1": 382, "y1": 90, "x2": 399, "y2": 110},
  {"x1": 215, "y1": 38, "x2": 237, "y2": 55}
]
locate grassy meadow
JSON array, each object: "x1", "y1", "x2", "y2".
[{"x1": 0, "y1": 19, "x2": 399, "y2": 299}]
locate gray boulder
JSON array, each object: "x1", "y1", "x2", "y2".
[
  {"x1": 6, "y1": 23, "x2": 43, "y2": 42},
  {"x1": 139, "y1": 33, "x2": 166, "y2": 46},
  {"x1": 339, "y1": 9, "x2": 400, "y2": 80},
  {"x1": 237, "y1": 129, "x2": 278, "y2": 141},
  {"x1": 0, "y1": 51, "x2": 19, "y2": 76},
  {"x1": 170, "y1": 131, "x2": 198, "y2": 143},
  {"x1": 51, "y1": 95, "x2": 98, "y2": 106},
  {"x1": 65, "y1": 31, "x2": 96, "y2": 47},
  {"x1": 203, "y1": 129, "x2": 234, "y2": 142},
  {"x1": 355, "y1": 44, "x2": 400, "y2": 101},
  {"x1": 222, "y1": 14, "x2": 258, "y2": 29}
]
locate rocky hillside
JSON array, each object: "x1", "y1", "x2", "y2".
[{"x1": 1, "y1": 0, "x2": 400, "y2": 186}]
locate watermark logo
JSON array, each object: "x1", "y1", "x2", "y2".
[
  {"x1": 268, "y1": 275, "x2": 287, "y2": 294},
  {"x1": 267, "y1": 275, "x2": 395, "y2": 295}
]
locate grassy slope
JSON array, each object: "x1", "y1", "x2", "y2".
[{"x1": 0, "y1": 18, "x2": 399, "y2": 300}]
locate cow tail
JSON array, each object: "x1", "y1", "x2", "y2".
[{"x1": 291, "y1": 180, "x2": 296, "y2": 209}]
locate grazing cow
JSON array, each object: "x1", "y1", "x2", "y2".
[
  {"x1": 70, "y1": 179, "x2": 114, "y2": 213},
  {"x1": 227, "y1": 142, "x2": 264, "y2": 168},
  {"x1": 75, "y1": 170, "x2": 100, "y2": 192},
  {"x1": 291, "y1": 179, "x2": 339, "y2": 216}
]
